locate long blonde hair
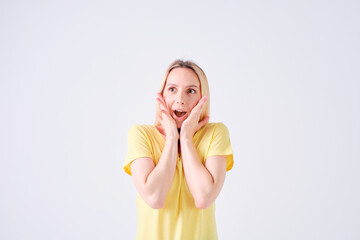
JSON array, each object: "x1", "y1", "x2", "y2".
[{"x1": 155, "y1": 59, "x2": 210, "y2": 126}]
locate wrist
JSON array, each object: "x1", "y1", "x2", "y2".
[
  {"x1": 180, "y1": 134, "x2": 193, "y2": 142},
  {"x1": 179, "y1": 126, "x2": 194, "y2": 140},
  {"x1": 166, "y1": 134, "x2": 179, "y2": 143}
]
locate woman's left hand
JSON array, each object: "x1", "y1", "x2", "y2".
[{"x1": 180, "y1": 96, "x2": 210, "y2": 140}]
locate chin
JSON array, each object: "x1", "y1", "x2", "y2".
[{"x1": 176, "y1": 122, "x2": 183, "y2": 129}]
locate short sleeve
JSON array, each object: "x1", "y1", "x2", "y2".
[
  {"x1": 207, "y1": 123, "x2": 234, "y2": 171},
  {"x1": 123, "y1": 125, "x2": 153, "y2": 176}
]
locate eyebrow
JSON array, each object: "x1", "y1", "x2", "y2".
[{"x1": 166, "y1": 83, "x2": 199, "y2": 89}]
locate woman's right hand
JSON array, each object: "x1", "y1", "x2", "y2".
[{"x1": 156, "y1": 93, "x2": 179, "y2": 140}]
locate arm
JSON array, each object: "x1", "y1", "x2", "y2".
[
  {"x1": 180, "y1": 137, "x2": 227, "y2": 209},
  {"x1": 131, "y1": 136, "x2": 178, "y2": 209},
  {"x1": 179, "y1": 96, "x2": 227, "y2": 209},
  {"x1": 130, "y1": 93, "x2": 179, "y2": 209}
]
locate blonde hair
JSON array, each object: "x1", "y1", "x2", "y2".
[{"x1": 155, "y1": 59, "x2": 210, "y2": 126}]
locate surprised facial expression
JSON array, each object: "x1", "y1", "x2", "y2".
[{"x1": 162, "y1": 67, "x2": 201, "y2": 129}]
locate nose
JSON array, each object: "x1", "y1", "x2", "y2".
[{"x1": 176, "y1": 92, "x2": 185, "y2": 105}]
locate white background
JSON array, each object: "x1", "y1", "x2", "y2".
[{"x1": 1, "y1": 0, "x2": 359, "y2": 239}]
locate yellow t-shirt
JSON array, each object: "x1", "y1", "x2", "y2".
[{"x1": 124, "y1": 122, "x2": 233, "y2": 240}]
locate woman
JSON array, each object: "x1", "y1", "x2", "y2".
[{"x1": 124, "y1": 59, "x2": 233, "y2": 240}]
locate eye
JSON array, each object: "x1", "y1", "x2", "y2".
[
  {"x1": 188, "y1": 89, "x2": 196, "y2": 94},
  {"x1": 169, "y1": 87, "x2": 176, "y2": 92}
]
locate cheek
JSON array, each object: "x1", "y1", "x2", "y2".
[
  {"x1": 163, "y1": 95, "x2": 173, "y2": 107},
  {"x1": 189, "y1": 97, "x2": 201, "y2": 109}
]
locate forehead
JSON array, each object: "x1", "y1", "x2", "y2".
[{"x1": 166, "y1": 67, "x2": 200, "y2": 87}]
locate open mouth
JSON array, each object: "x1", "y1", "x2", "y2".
[{"x1": 174, "y1": 110, "x2": 187, "y2": 118}]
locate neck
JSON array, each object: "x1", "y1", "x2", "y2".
[{"x1": 178, "y1": 139, "x2": 181, "y2": 154}]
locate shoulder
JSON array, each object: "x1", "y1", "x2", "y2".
[
  {"x1": 201, "y1": 122, "x2": 230, "y2": 135},
  {"x1": 128, "y1": 124, "x2": 156, "y2": 133},
  {"x1": 195, "y1": 122, "x2": 230, "y2": 142},
  {"x1": 127, "y1": 124, "x2": 156, "y2": 139},
  {"x1": 212, "y1": 122, "x2": 229, "y2": 130}
]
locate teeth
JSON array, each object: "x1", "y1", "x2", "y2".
[{"x1": 174, "y1": 110, "x2": 187, "y2": 117}]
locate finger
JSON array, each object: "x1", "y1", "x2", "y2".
[
  {"x1": 156, "y1": 93, "x2": 170, "y2": 113},
  {"x1": 156, "y1": 94, "x2": 166, "y2": 107},
  {"x1": 161, "y1": 110, "x2": 177, "y2": 129},
  {"x1": 196, "y1": 116, "x2": 210, "y2": 131},
  {"x1": 198, "y1": 96, "x2": 208, "y2": 108},
  {"x1": 161, "y1": 109, "x2": 172, "y2": 120},
  {"x1": 191, "y1": 98, "x2": 208, "y2": 118},
  {"x1": 192, "y1": 96, "x2": 208, "y2": 113},
  {"x1": 156, "y1": 97, "x2": 168, "y2": 112},
  {"x1": 157, "y1": 113, "x2": 163, "y2": 124},
  {"x1": 157, "y1": 93, "x2": 167, "y2": 106},
  {"x1": 198, "y1": 95, "x2": 208, "y2": 105},
  {"x1": 189, "y1": 103, "x2": 206, "y2": 120},
  {"x1": 156, "y1": 92, "x2": 164, "y2": 101},
  {"x1": 200, "y1": 95, "x2": 208, "y2": 103},
  {"x1": 199, "y1": 115, "x2": 210, "y2": 125}
]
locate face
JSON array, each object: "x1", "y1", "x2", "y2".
[{"x1": 162, "y1": 67, "x2": 201, "y2": 128}]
